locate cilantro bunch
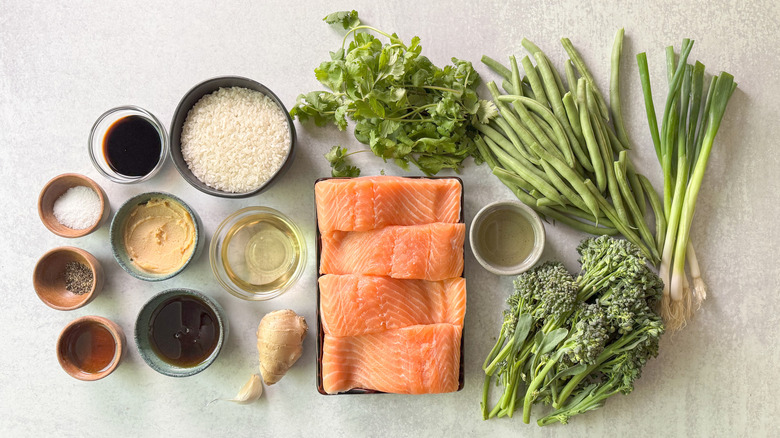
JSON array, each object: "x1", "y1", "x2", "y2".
[{"x1": 291, "y1": 11, "x2": 496, "y2": 176}]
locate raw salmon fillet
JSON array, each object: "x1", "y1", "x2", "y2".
[
  {"x1": 315, "y1": 176, "x2": 461, "y2": 233},
  {"x1": 319, "y1": 274, "x2": 466, "y2": 337},
  {"x1": 320, "y1": 223, "x2": 465, "y2": 281},
  {"x1": 321, "y1": 323, "x2": 462, "y2": 394}
]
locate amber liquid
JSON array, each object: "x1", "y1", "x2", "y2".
[
  {"x1": 103, "y1": 115, "x2": 161, "y2": 177},
  {"x1": 61, "y1": 322, "x2": 117, "y2": 374},
  {"x1": 148, "y1": 296, "x2": 219, "y2": 367}
]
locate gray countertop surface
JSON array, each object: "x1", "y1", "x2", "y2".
[{"x1": 2, "y1": 1, "x2": 778, "y2": 436}]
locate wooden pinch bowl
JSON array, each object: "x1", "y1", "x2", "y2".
[
  {"x1": 57, "y1": 315, "x2": 125, "y2": 381},
  {"x1": 33, "y1": 246, "x2": 104, "y2": 310},
  {"x1": 38, "y1": 173, "x2": 110, "y2": 238}
]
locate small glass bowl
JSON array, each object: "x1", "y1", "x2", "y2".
[
  {"x1": 210, "y1": 207, "x2": 307, "y2": 301},
  {"x1": 88, "y1": 105, "x2": 168, "y2": 184}
]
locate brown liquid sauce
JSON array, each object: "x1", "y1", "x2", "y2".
[
  {"x1": 148, "y1": 296, "x2": 218, "y2": 367},
  {"x1": 103, "y1": 115, "x2": 161, "y2": 177},
  {"x1": 61, "y1": 322, "x2": 117, "y2": 374}
]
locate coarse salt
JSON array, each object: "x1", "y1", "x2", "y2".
[{"x1": 53, "y1": 186, "x2": 101, "y2": 230}]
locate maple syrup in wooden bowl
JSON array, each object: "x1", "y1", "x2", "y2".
[{"x1": 56, "y1": 316, "x2": 125, "y2": 381}]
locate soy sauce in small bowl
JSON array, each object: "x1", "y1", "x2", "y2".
[{"x1": 89, "y1": 106, "x2": 168, "y2": 184}]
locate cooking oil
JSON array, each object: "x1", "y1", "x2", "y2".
[
  {"x1": 476, "y1": 208, "x2": 535, "y2": 268},
  {"x1": 221, "y1": 213, "x2": 302, "y2": 292}
]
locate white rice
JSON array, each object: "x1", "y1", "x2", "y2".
[{"x1": 181, "y1": 86, "x2": 291, "y2": 193}]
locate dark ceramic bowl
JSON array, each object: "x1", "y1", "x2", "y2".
[
  {"x1": 169, "y1": 76, "x2": 296, "y2": 198},
  {"x1": 134, "y1": 289, "x2": 228, "y2": 377},
  {"x1": 109, "y1": 192, "x2": 203, "y2": 282}
]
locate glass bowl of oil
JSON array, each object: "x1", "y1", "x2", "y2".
[{"x1": 210, "y1": 207, "x2": 307, "y2": 300}]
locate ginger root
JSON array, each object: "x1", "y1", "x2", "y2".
[{"x1": 256, "y1": 309, "x2": 307, "y2": 385}]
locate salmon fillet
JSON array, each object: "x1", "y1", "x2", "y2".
[
  {"x1": 319, "y1": 274, "x2": 466, "y2": 337},
  {"x1": 320, "y1": 223, "x2": 465, "y2": 281},
  {"x1": 315, "y1": 177, "x2": 461, "y2": 233},
  {"x1": 321, "y1": 323, "x2": 462, "y2": 394}
]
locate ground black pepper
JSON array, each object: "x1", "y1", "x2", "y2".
[{"x1": 64, "y1": 261, "x2": 93, "y2": 295}]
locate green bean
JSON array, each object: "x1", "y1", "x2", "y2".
[
  {"x1": 584, "y1": 82, "x2": 625, "y2": 213},
  {"x1": 476, "y1": 123, "x2": 525, "y2": 164},
  {"x1": 487, "y1": 80, "x2": 541, "y2": 165},
  {"x1": 638, "y1": 174, "x2": 667, "y2": 256},
  {"x1": 481, "y1": 55, "x2": 512, "y2": 81},
  {"x1": 543, "y1": 209, "x2": 619, "y2": 236},
  {"x1": 494, "y1": 116, "x2": 539, "y2": 165},
  {"x1": 561, "y1": 92, "x2": 592, "y2": 172},
  {"x1": 521, "y1": 56, "x2": 548, "y2": 108},
  {"x1": 501, "y1": 80, "x2": 516, "y2": 95},
  {"x1": 496, "y1": 177, "x2": 618, "y2": 236},
  {"x1": 536, "y1": 197, "x2": 560, "y2": 208},
  {"x1": 497, "y1": 98, "x2": 566, "y2": 165},
  {"x1": 576, "y1": 78, "x2": 586, "y2": 107},
  {"x1": 521, "y1": 76, "x2": 535, "y2": 98},
  {"x1": 481, "y1": 132, "x2": 553, "y2": 190},
  {"x1": 610, "y1": 28, "x2": 632, "y2": 150},
  {"x1": 565, "y1": 59, "x2": 578, "y2": 94},
  {"x1": 510, "y1": 55, "x2": 523, "y2": 98},
  {"x1": 482, "y1": 135, "x2": 548, "y2": 183},
  {"x1": 475, "y1": 136, "x2": 498, "y2": 170},
  {"x1": 584, "y1": 180, "x2": 656, "y2": 261},
  {"x1": 561, "y1": 38, "x2": 609, "y2": 120},
  {"x1": 595, "y1": 116, "x2": 629, "y2": 224},
  {"x1": 527, "y1": 140, "x2": 600, "y2": 219},
  {"x1": 551, "y1": 205, "x2": 616, "y2": 229},
  {"x1": 624, "y1": 158, "x2": 647, "y2": 218},
  {"x1": 615, "y1": 162, "x2": 659, "y2": 260},
  {"x1": 492, "y1": 165, "x2": 565, "y2": 207},
  {"x1": 539, "y1": 159, "x2": 590, "y2": 213},
  {"x1": 523, "y1": 38, "x2": 567, "y2": 97},
  {"x1": 521, "y1": 38, "x2": 542, "y2": 56},
  {"x1": 529, "y1": 113, "x2": 559, "y2": 147},
  {"x1": 533, "y1": 52, "x2": 583, "y2": 168},
  {"x1": 578, "y1": 95, "x2": 606, "y2": 192},
  {"x1": 497, "y1": 95, "x2": 575, "y2": 166},
  {"x1": 562, "y1": 92, "x2": 583, "y2": 141},
  {"x1": 606, "y1": 124, "x2": 627, "y2": 153}
]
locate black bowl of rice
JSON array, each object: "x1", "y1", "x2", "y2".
[{"x1": 169, "y1": 76, "x2": 296, "y2": 198}]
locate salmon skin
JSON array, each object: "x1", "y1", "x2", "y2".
[
  {"x1": 319, "y1": 274, "x2": 466, "y2": 337},
  {"x1": 315, "y1": 176, "x2": 461, "y2": 233},
  {"x1": 320, "y1": 223, "x2": 465, "y2": 281},
  {"x1": 321, "y1": 323, "x2": 462, "y2": 394}
]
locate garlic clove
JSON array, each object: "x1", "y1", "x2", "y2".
[{"x1": 210, "y1": 374, "x2": 263, "y2": 405}]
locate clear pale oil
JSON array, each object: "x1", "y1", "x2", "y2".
[
  {"x1": 221, "y1": 213, "x2": 301, "y2": 292},
  {"x1": 477, "y1": 209, "x2": 535, "y2": 268}
]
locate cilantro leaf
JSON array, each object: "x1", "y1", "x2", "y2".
[
  {"x1": 323, "y1": 11, "x2": 360, "y2": 31},
  {"x1": 325, "y1": 146, "x2": 361, "y2": 177}
]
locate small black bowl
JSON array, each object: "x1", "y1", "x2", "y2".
[{"x1": 169, "y1": 76, "x2": 296, "y2": 198}]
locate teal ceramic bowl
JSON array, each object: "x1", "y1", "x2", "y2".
[
  {"x1": 109, "y1": 192, "x2": 203, "y2": 281},
  {"x1": 134, "y1": 288, "x2": 228, "y2": 377}
]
